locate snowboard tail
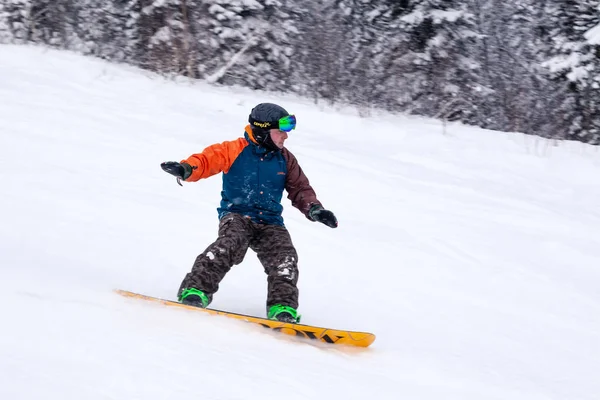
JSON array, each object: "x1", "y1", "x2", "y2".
[{"x1": 115, "y1": 289, "x2": 375, "y2": 347}]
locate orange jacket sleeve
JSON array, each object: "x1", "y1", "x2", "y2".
[{"x1": 181, "y1": 138, "x2": 248, "y2": 182}]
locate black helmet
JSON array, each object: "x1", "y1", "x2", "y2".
[
  {"x1": 248, "y1": 103, "x2": 290, "y2": 151},
  {"x1": 249, "y1": 103, "x2": 290, "y2": 127}
]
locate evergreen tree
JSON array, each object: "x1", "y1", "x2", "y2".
[
  {"x1": 469, "y1": 0, "x2": 552, "y2": 133},
  {"x1": 121, "y1": 0, "x2": 143, "y2": 66},
  {"x1": 135, "y1": 0, "x2": 195, "y2": 75},
  {"x1": 0, "y1": 3, "x2": 13, "y2": 43},
  {"x1": 3, "y1": 0, "x2": 33, "y2": 43},
  {"x1": 544, "y1": 0, "x2": 600, "y2": 143},
  {"x1": 389, "y1": 0, "x2": 479, "y2": 120},
  {"x1": 292, "y1": 0, "x2": 345, "y2": 103},
  {"x1": 22, "y1": 0, "x2": 71, "y2": 46},
  {"x1": 200, "y1": 0, "x2": 305, "y2": 91},
  {"x1": 330, "y1": 0, "x2": 408, "y2": 109},
  {"x1": 71, "y1": 0, "x2": 127, "y2": 60},
  {"x1": 1, "y1": 0, "x2": 597, "y2": 144},
  {"x1": 242, "y1": 0, "x2": 307, "y2": 90}
]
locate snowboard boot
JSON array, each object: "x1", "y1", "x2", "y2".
[
  {"x1": 179, "y1": 288, "x2": 209, "y2": 308},
  {"x1": 267, "y1": 304, "x2": 301, "y2": 324}
]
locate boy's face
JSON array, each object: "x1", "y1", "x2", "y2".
[{"x1": 269, "y1": 129, "x2": 288, "y2": 149}]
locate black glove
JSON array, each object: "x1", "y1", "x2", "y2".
[
  {"x1": 161, "y1": 162, "x2": 193, "y2": 180},
  {"x1": 309, "y1": 205, "x2": 338, "y2": 228}
]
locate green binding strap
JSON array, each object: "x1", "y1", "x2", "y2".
[
  {"x1": 179, "y1": 288, "x2": 209, "y2": 308},
  {"x1": 268, "y1": 304, "x2": 301, "y2": 323}
]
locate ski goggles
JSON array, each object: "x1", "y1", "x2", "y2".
[
  {"x1": 277, "y1": 115, "x2": 296, "y2": 132},
  {"x1": 250, "y1": 115, "x2": 296, "y2": 132}
]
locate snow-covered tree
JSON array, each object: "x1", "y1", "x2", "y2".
[
  {"x1": 328, "y1": 0, "x2": 408, "y2": 109},
  {"x1": 465, "y1": 0, "x2": 554, "y2": 134},
  {"x1": 2, "y1": 0, "x2": 33, "y2": 43},
  {"x1": 134, "y1": 0, "x2": 197, "y2": 75},
  {"x1": 289, "y1": 0, "x2": 345, "y2": 103},
  {"x1": 196, "y1": 0, "x2": 257, "y2": 80},
  {"x1": 120, "y1": 0, "x2": 143, "y2": 66},
  {"x1": 387, "y1": 1, "x2": 479, "y2": 120},
  {"x1": 0, "y1": 3, "x2": 13, "y2": 43},
  {"x1": 1, "y1": 0, "x2": 597, "y2": 144},
  {"x1": 70, "y1": 0, "x2": 127, "y2": 60},
  {"x1": 199, "y1": 0, "x2": 305, "y2": 91},
  {"x1": 580, "y1": 1, "x2": 600, "y2": 143},
  {"x1": 543, "y1": 0, "x2": 600, "y2": 143},
  {"x1": 240, "y1": 0, "x2": 306, "y2": 90},
  {"x1": 21, "y1": 0, "x2": 70, "y2": 46}
]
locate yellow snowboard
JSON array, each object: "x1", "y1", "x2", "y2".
[{"x1": 115, "y1": 289, "x2": 376, "y2": 348}]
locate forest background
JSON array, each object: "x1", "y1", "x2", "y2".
[{"x1": 1, "y1": 0, "x2": 599, "y2": 144}]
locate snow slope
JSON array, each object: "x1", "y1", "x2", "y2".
[{"x1": 1, "y1": 45, "x2": 599, "y2": 400}]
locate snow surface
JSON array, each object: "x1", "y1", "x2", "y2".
[{"x1": 1, "y1": 44, "x2": 600, "y2": 400}]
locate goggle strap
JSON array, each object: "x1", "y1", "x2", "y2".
[{"x1": 249, "y1": 117, "x2": 274, "y2": 130}]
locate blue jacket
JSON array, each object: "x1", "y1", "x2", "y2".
[{"x1": 181, "y1": 125, "x2": 321, "y2": 226}]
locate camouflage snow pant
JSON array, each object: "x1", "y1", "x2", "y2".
[{"x1": 178, "y1": 213, "x2": 299, "y2": 311}]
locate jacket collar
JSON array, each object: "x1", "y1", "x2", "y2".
[
  {"x1": 244, "y1": 125, "x2": 259, "y2": 145},
  {"x1": 244, "y1": 125, "x2": 276, "y2": 156}
]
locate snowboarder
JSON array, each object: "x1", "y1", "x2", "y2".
[{"x1": 160, "y1": 103, "x2": 338, "y2": 323}]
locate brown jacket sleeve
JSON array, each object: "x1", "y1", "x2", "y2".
[{"x1": 282, "y1": 148, "x2": 322, "y2": 219}]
